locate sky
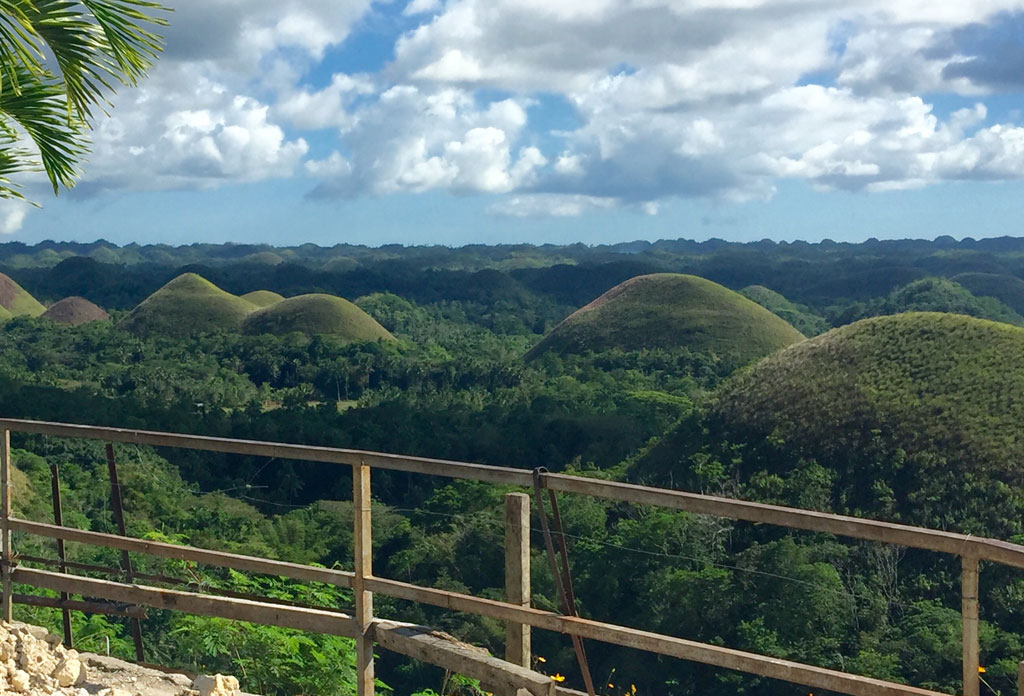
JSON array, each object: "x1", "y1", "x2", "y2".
[{"x1": 7, "y1": 0, "x2": 1024, "y2": 247}]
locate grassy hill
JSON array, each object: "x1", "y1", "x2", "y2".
[
  {"x1": 740, "y1": 285, "x2": 829, "y2": 336},
  {"x1": 0, "y1": 273, "x2": 45, "y2": 316},
  {"x1": 526, "y1": 273, "x2": 805, "y2": 365},
  {"x1": 952, "y1": 272, "x2": 1024, "y2": 316},
  {"x1": 830, "y1": 277, "x2": 1024, "y2": 326},
  {"x1": 644, "y1": 312, "x2": 1024, "y2": 535},
  {"x1": 121, "y1": 273, "x2": 256, "y2": 337},
  {"x1": 242, "y1": 294, "x2": 395, "y2": 341},
  {"x1": 41, "y1": 297, "x2": 108, "y2": 325},
  {"x1": 240, "y1": 290, "x2": 285, "y2": 307}
]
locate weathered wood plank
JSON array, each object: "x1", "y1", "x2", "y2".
[
  {"x1": 10, "y1": 518, "x2": 354, "y2": 588},
  {"x1": 4, "y1": 419, "x2": 1024, "y2": 568},
  {"x1": 0, "y1": 419, "x2": 533, "y2": 487},
  {"x1": 373, "y1": 620, "x2": 554, "y2": 696},
  {"x1": 364, "y1": 576, "x2": 944, "y2": 696},
  {"x1": 353, "y1": 461, "x2": 374, "y2": 696},
  {"x1": 1, "y1": 428, "x2": 11, "y2": 623},
  {"x1": 13, "y1": 593, "x2": 148, "y2": 619},
  {"x1": 505, "y1": 492, "x2": 531, "y2": 668},
  {"x1": 962, "y1": 555, "x2": 980, "y2": 696},
  {"x1": 12, "y1": 568, "x2": 358, "y2": 637}
]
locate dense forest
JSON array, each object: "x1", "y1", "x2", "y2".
[{"x1": 1, "y1": 236, "x2": 1024, "y2": 696}]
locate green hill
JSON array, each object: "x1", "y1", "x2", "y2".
[
  {"x1": 242, "y1": 294, "x2": 395, "y2": 341},
  {"x1": 240, "y1": 290, "x2": 285, "y2": 307},
  {"x1": 650, "y1": 312, "x2": 1024, "y2": 534},
  {"x1": 0, "y1": 273, "x2": 45, "y2": 316},
  {"x1": 831, "y1": 277, "x2": 1024, "y2": 326},
  {"x1": 526, "y1": 273, "x2": 805, "y2": 364},
  {"x1": 951, "y1": 272, "x2": 1024, "y2": 316},
  {"x1": 121, "y1": 273, "x2": 256, "y2": 337},
  {"x1": 740, "y1": 285, "x2": 829, "y2": 336}
]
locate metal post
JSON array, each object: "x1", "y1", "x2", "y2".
[
  {"x1": 106, "y1": 444, "x2": 145, "y2": 662},
  {"x1": 353, "y1": 460, "x2": 374, "y2": 696},
  {"x1": 504, "y1": 492, "x2": 531, "y2": 667},
  {"x1": 1, "y1": 429, "x2": 11, "y2": 623},
  {"x1": 962, "y1": 555, "x2": 979, "y2": 696},
  {"x1": 49, "y1": 464, "x2": 72, "y2": 647}
]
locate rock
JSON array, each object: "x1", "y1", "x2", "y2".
[
  {"x1": 43, "y1": 633, "x2": 62, "y2": 647},
  {"x1": 192, "y1": 674, "x2": 240, "y2": 696},
  {"x1": 52, "y1": 657, "x2": 86, "y2": 687},
  {"x1": 10, "y1": 668, "x2": 31, "y2": 692}
]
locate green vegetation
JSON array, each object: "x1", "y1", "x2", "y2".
[
  {"x1": 0, "y1": 0, "x2": 167, "y2": 200},
  {"x1": 740, "y1": 285, "x2": 829, "y2": 336},
  {"x1": 0, "y1": 272, "x2": 45, "y2": 316},
  {"x1": 527, "y1": 274, "x2": 805, "y2": 368},
  {"x1": 121, "y1": 273, "x2": 256, "y2": 337},
  {"x1": 1, "y1": 240, "x2": 1024, "y2": 695},
  {"x1": 830, "y1": 277, "x2": 1024, "y2": 326},
  {"x1": 705, "y1": 312, "x2": 1024, "y2": 534},
  {"x1": 242, "y1": 294, "x2": 396, "y2": 341},
  {"x1": 240, "y1": 290, "x2": 286, "y2": 307},
  {"x1": 952, "y1": 272, "x2": 1024, "y2": 315}
]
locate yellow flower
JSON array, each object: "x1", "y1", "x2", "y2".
[
  {"x1": 608, "y1": 685, "x2": 614, "y2": 689},
  {"x1": 536, "y1": 656, "x2": 547, "y2": 663},
  {"x1": 631, "y1": 685, "x2": 637, "y2": 694},
  {"x1": 978, "y1": 666, "x2": 987, "y2": 674},
  {"x1": 551, "y1": 674, "x2": 566, "y2": 683}
]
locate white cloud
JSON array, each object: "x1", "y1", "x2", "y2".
[
  {"x1": 29, "y1": 0, "x2": 1024, "y2": 224},
  {"x1": 311, "y1": 87, "x2": 540, "y2": 197},
  {"x1": 488, "y1": 194, "x2": 618, "y2": 217},
  {"x1": 0, "y1": 200, "x2": 32, "y2": 234},
  {"x1": 81, "y1": 69, "x2": 309, "y2": 192}
]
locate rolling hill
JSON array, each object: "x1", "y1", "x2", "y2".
[
  {"x1": 951, "y1": 272, "x2": 1024, "y2": 316},
  {"x1": 635, "y1": 312, "x2": 1024, "y2": 535},
  {"x1": 526, "y1": 273, "x2": 805, "y2": 364},
  {"x1": 121, "y1": 273, "x2": 256, "y2": 337},
  {"x1": 0, "y1": 273, "x2": 45, "y2": 316},
  {"x1": 740, "y1": 285, "x2": 829, "y2": 336},
  {"x1": 41, "y1": 297, "x2": 109, "y2": 325},
  {"x1": 240, "y1": 290, "x2": 285, "y2": 307},
  {"x1": 242, "y1": 294, "x2": 395, "y2": 341}
]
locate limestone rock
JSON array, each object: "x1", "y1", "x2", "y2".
[
  {"x1": 52, "y1": 657, "x2": 85, "y2": 687},
  {"x1": 192, "y1": 674, "x2": 240, "y2": 696},
  {"x1": 10, "y1": 668, "x2": 31, "y2": 692}
]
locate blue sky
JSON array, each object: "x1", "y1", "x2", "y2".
[{"x1": 8, "y1": 0, "x2": 1024, "y2": 246}]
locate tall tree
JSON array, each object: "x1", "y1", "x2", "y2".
[{"x1": 0, "y1": 0, "x2": 168, "y2": 200}]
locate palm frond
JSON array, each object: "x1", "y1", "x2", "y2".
[{"x1": 0, "y1": 63, "x2": 87, "y2": 194}]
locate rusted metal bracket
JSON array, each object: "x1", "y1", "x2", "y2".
[
  {"x1": 106, "y1": 444, "x2": 145, "y2": 663},
  {"x1": 533, "y1": 467, "x2": 595, "y2": 696},
  {"x1": 49, "y1": 463, "x2": 72, "y2": 648}
]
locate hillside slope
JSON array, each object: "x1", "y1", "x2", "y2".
[
  {"x1": 121, "y1": 273, "x2": 256, "y2": 337},
  {"x1": 527, "y1": 273, "x2": 805, "y2": 365},
  {"x1": 41, "y1": 297, "x2": 108, "y2": 325},
  {"x1": 0, "y1": 273, "x2": 45, "y2": 316},
  {"x1": 661, "y1": 312, "x2": 1024, "y2": 534},
  {"x1": 242, "y1": 293, "x2": 395, "y2": 341}
]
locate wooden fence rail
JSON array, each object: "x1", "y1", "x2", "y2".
[{"x1": 0, "y1": 418, "x2": 1021, "y2": 696}]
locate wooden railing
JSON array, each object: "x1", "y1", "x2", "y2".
[{"x1": 0, "y1": 418, "x2": 1021, "y2": 696}]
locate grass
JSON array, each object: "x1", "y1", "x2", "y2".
[
  {"x1": 240, "y1": 290, "x2": 285, "y2": 307},
  {"x1": 526, "y1": 273, "x2": 805, "y2": 364},
  {"x1": 121, "y1": 273, "x2": 257, "y2": 337},
  {"x1": 242, "y1": 293, "x2": 396, "y2": 342},
  {"x1": 740, "y1": 285, "x2": 829, "y2": 336},
  {"x1": 711, "y1": 311, "x2": 1024, "y2": 485},
  {"x1": 0, "y1": 273, "x2": 45, "y2": 317},
  {"x1": 952, "y1": 272, "x2": 1024, "y2": 316}
]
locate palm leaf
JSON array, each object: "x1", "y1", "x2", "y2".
[{"x1": 0, "y1": 63, "x2": 86, "y2": 193}]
